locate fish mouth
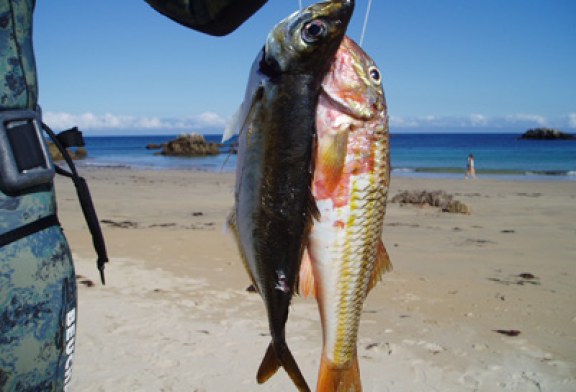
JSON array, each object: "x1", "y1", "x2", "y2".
[{"x1": 316, "y1": 0, "x2": 355, "y2": 27}]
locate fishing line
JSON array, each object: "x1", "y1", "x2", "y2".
[
  {"x1": 359, "y1": 0, "x2": 373, "y2": 47},
  {"x1": 298, "y1": 0, "x2": 303, "y2": 10}
]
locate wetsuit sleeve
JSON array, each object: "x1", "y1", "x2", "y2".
[
  {"x1": 1, "y1": 1, "x2": 78, "y2": 390},
  {"x1": 0, "y1": 0, "x2": 38, "y2": 110},
  {"x1": 145, "y1": 0, "x2": 267, "y2": 36}
]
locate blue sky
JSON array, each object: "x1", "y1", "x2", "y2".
[{"x1": 34, "y1": 0, "x2": 576, "y2": 135}]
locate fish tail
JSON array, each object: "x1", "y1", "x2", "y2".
[
  {"x1": 257, "y1": 340, "x2": 311, "y2": 392},
  {"x1": 316, "y1": 352, "x2": 361, "y2": 392}
]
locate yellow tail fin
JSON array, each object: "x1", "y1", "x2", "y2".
[{"x1": 316, "y1": 352, "x2": 361, "y2": 392}]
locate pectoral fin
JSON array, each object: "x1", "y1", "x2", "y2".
[
  {"x1": 222, "y1": 83, "x2": 264, "y2": 142},
  {"x1": 316, "y1": 130, "x2": 348, "y2": 195},
  {"x1": 227, "y1": 209, "x2": 258, "y2": 290},
  {"x1": 298, "y1": 250, "x2": 316, "y2": 298},
  {"x1": 222, "y1": 48, "x2": 266, "y2": 143}
]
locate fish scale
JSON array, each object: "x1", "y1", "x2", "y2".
[
  {"x1": 332, "y1": 177, "x2": 383, "y2": 365},
  {"x1": 300, "y1": 35, "x2": 391, "y2": 391}
]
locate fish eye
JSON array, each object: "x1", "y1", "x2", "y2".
[
  {"x1": 369, "y1": 66, "x2": 381, "y2": 85},
  {"x1": 302, "y1": 20, "x2": 327, "y2": 43}
]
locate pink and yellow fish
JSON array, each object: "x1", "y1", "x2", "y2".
[{"x1": 300, "y1": 36, "x2": 392, "y2": 392}]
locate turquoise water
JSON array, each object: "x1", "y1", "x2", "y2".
[
  {"x1": 76, "y1": 133, "x2": 576, "y2": 181},
  {"x1": 389, "y1": 133, "x2": 576, "y2": 180}
]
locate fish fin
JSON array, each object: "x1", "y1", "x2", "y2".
[
  {"x1": 256, "y1": 342, "x2": 281, "y2": 384},
  {"x1": 301, "y1": 192, "x2": 318, "y2": 296},
  {"x1": 225, "y1": 209, "x2": 238, "y2": 244},
  {"x1": 308, "y1": 188, "x2": 320, "y2": 221},
  {"x1": 225, "y1": 208, "x2": 237, "y2": 233},
  {"x1": 309, "y1": 135, "x2": 321, "y2": 221},
  {"x1": 226, "y1": 209, "x2": 259, "y2": 290},
  {"x1": 223, "y1": 82, "x2": 264, "y2": 143},
  {"x1": 223, "y1": 48, "x2": 267, "y2": 143},
  {"x1": 368, "y1": 240, "x2": 393, "y2": 292},
  {"x1": 316, "y1": 351, "x2": 361, "y2": 392},
  {"x1": 222, "y1": 103, "x2": 243, "y2": 143},
  {"x1": 257, "y1": 341, "x2": 311, "y2": 392},
  {"x1": 317, "y1": 130, "x2": 349, "y2": 194},
  {"x1": 298, "y1": 250, "x2": 316, "y2": 298}
]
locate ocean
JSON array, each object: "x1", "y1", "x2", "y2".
[{"x1": 74, "y1": 133, "x2": 576, "y2": 181}]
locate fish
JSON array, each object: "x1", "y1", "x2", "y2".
[
  {"x1": 299, "y1": 35, "x2": 392, "y2": 392},
  {"x1": 226, "y1": 1, "x2": 355, "y2": 391}
]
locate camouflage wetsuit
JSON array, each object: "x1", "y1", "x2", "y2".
[
  {"x1": 0, "y1": 0, "x2": 265, "y2": 390},
  {"x1": 0, "y1": 1, "x2": 77, "y2": 391}
]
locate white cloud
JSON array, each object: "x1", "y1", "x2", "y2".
[
  {"x1": 197, "y1": 112, "x2": 227, "y2": 127},
  {"x1": 389, "y1": 115, "x2": 471, "y2": 128},
  {"x1": 469, "y1": 113, "x2": 488, "y2": 126},
  {"x1": 568, "y1": 113, "x2": 576, "y2": 128},
  {"x1": 43, "y1": 111, "x2": 575, "y2": 135},
  {"x1": 43, "y1": 111, "x2": 227, "y2": 133},
  {"x1": 389, "y1": 113, "x2": 576, "y2": 130},
  {"x1": 503, "y1": 113, "x2": 547, "y2": 126},
  {"x1": 388, "y1": 115, "x2": 421, "y2": 128}
]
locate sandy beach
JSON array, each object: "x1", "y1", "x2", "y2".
[{"x1": 54, "y1": 167, "x2": 576, "y2": 392}]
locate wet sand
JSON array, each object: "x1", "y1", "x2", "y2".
[{"x1": 55, "y1": 168, "x2": 576, "y2": 391}]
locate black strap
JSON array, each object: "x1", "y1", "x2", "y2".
[
  {"x1": 55, "y1": 127, "x2": 85, "y2": 149},
  {"x1": 0, "y1": 214, "x2": 60, "y2": 248},
  {"x1": 42, "y1": 123, "x2": 109, "y2": 285}
]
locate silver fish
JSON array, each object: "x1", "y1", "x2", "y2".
[{"x1": 226, "y1": 1, "x2": 355, "y2": 391}]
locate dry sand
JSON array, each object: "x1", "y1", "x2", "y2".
[{"x1": 54, "y1": 168, "x2": 576, "y2": 391}]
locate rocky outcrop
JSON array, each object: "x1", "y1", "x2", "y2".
[
  {"x1": 520, "y1": 128, "x2": 575, "y2": 140},
  {"x1": 47, "y1": 141, "x2": 87, "y2": 161},
  {"x1": 160, "y1": 133, "x2": 220, "y2": 156}
]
